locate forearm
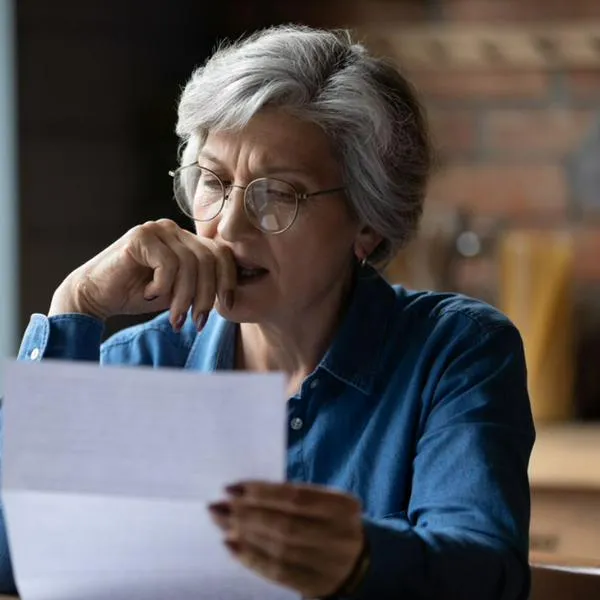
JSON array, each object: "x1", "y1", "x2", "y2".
[
  {"x1": 346, "y1": 517, "x2": 528, "y2": 600},
  {"x1": 18, "y1": 313, "x2": 104, "y2": 362}
]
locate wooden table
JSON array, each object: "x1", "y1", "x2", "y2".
[
  {"x1": 531, "y1": 553, "x2": 600, "y2": 599},
  {"x1": 531, "y1": 551, "x2": 600, "y2": 573}
]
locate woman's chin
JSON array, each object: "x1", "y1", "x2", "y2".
[
  {"x1": 215, "y1": 282, "x2": 277, "y2": 323},
  {"x1": 214, "y1": 301, "x2": 266, "y2": 325}
]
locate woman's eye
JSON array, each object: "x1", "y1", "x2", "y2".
[
  {"x1": 199, "y1": 179, "x2": 224, "y2": 191},
  {"x1": 267, "y1": 189, "x2": 295, "y2": 202}
]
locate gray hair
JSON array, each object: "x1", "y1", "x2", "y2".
[{"x1": 176, "y1": 24, "x2": 432, "y2": 267}]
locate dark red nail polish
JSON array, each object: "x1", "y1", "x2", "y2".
[
  {"x1": 196, "y1": 312, "x2": 208, "y2": 332},
  {"x1": 224, "y1": 539, "x2": 241, "y2": 553},
  {"x1": 208, "y1": 502, "x2": 232, "y2": 517},
  {"x1": 174, "y1": 314, "x2": 186, "y2": 331},
  {"x1": 224, "y1": 290, "x2": 234, "y2": 311},
  {"x1": 225, "y1": 483, "x2": 245, "y2": 497},
  {"x1": 145, "y1": 295, "x2": 159, "y2": 302}
]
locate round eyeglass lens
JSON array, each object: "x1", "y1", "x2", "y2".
[
  {"x1": 174, "y1": 166, "x2": 224, "y2": 222},
  {"x1": 245, "y1": 178, "x2": 298, "y2": 233}
]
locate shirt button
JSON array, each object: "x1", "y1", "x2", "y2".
[
  {"x1": 30, "y1": 348, "x2": 40, "y2": 360},
  {"x1": 290, "y1": 417, "x2": 304, "y2": 431},
  {"x1": 309, "y1": 379, "x2": 319, "y2": 390}
]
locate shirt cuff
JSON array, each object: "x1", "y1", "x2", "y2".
[
  {"x1": 18, "y1": 313, "x2": 105, "y2": 362},
  {"x1": 343, "y1": 516, "x2": 413, "y2": 599}
]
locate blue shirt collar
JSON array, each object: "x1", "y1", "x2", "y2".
[
  {"x1": 187, "y1": 267, "x2": 397, "y2": 396},
  {"x1": 319, "y1": 267, "x2": 396, "y2": 395}
]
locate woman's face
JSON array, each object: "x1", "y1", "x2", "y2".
[{"x1": 195, "y1": 109, "x2": 376, "y2": 325}]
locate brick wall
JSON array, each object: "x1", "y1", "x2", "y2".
[
  {"x1": 279, "y1": 0, "x2": 600, "y2": 294},
  {"x1": 409, "y1": 61, "x2": 600, "y2": 292},
  {"x1": 277, "y1": 0, "x2": 600, "y2": 418},
  {"x1": 402, "y1": 4, "x2": 600, "y2": 419}
]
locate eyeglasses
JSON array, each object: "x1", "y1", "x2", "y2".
[{"x1": 168, "y1": 164, "x2": 345, "y2": 234}]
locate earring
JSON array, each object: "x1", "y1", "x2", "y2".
[{"x1": 355, "y1": 247, "x2": 369, "y2": 267}]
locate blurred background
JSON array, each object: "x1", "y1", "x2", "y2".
[
  {"x1": 0, "y1": 0, "x2": 599, "y2": 588},
  {"x1": 2, "y1": 0, "x2": 597, "y2": 423},
  {"x1": 0, "y1": 0, "x2": 599, "y2": 410}
]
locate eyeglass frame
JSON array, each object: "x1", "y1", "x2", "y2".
[{"x1": 168, "y1": 163, "x2": 346, "y2": 235}]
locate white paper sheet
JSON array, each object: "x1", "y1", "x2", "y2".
[{"x1": 2, "y1": 359, "x2": 298, "y2": 600}]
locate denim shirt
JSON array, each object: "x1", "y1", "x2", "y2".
[{"x1": 1, "y1": 270, "x2": 535, "y2": 599}]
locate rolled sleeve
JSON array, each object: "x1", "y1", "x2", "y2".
[{"x1": 17, "y1": 313, "x2": 104, "y2": 362}]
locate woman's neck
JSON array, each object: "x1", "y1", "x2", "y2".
[{"x1": 236, "y1": 272, "x2": 355, "y2": 397}]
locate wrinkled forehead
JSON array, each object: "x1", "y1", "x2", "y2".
[{"x1": 182, "y1": 109, "x2": 342, "y2": 179}]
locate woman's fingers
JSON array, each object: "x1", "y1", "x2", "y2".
[
  {"x1": 234, "y1": 527, "x2": 351, "y2": 575},
  {"x1": 155, "y1": 235, "x2": 203, "y2": 331},
  {"x1": 132, "y1": 220, "x2": 236, "y2": 331},
  {"x1": 226, "y1": 480, "x2": 362, "y2": 520},
  {"x1": 54, "y1": 219, "x2": 234, "y2": 322},
  {"x1": 127, "y1": 225, "x2": 179, "y2": 301},
  {"x1": 189, "y1": 236, "x2": 237, "y2": 311},
  {"x1": 176, "y1": 232, "x2": 238, "y2": 323},
  {"x1": 220, "y1": 521, "x2": 356, "y2": 599},
  {"x1": 224, "y1": 534, "x2": 330, "y2": 596},
  {"x1": 208, "y1": 481, "x2": 365, "y2": 597},
  {"x1": 212, "y1": 243, "x2": 237, "y2": 311},
  {"x1": 224, "y1": 504, "x2": 355, "y2": 548},
  {"x1": 133, "y1": 221, "x2": 196, "y2": 329},
  {"x1": 176, "y1": 231, "x2": 220, "y2": 330}
]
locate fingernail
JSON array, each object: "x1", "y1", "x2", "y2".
[
  {"x1": 224, "y1": 539, "x2": 241, "y2": 554},
  {"x1": 208, "y1": 502, "x2": 232, "y2": 517},
  {"x1": 145, "y1": 295, "x2": 159, "y2": 302},
  {"x1": 224, "y1": 290, "x2": 234, "y2": 311},
  {"x1": 225, "y1": 483, "x2": 245, "y2": 497},
  {"x1": 173, "y1": 313, "x2": 186, "y2": 332},
  {"x1": 196, "y1": 312, "x2": 208, "y2": 332}
]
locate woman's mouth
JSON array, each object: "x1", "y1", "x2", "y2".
[{"x1": 235, "y1": 262, "x2": 269, "y2": 285}]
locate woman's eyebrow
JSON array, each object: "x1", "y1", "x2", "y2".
[
  {"x1": 197, "y1": 151, "x2": 312, "y2": 177},
  {"x1": 196, "y1": 150, "x2": 223, "y2": 166},
  {"x1": 260, "y1": 166, "x2": 311, "y2": 177}
]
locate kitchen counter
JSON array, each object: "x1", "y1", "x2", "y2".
[
  {"x1": 528, "y1": 422, "x2": 600, "y2": 565},
  {"x1": 530, "y1": 423, "x2": 600, "y2": 489}
]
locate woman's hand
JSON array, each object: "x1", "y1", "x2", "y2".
[
  {"x1": 208, "y1": 481, "x2": 365, "y2": 598},
  {"x1": 49, "y1": 219, "x2": 237, "y2": 330}
]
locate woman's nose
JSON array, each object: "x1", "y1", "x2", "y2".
[{"x1": 216, "y1": 186, "x2": 254, "y2": 242}]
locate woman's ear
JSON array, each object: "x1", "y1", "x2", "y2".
[{"x1": 354, "y1": 226, "x2": 383, "y2": 262}]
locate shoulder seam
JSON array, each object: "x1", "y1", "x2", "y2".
[
  {"x1": 397, "y1": 292, "x2": 515, "y2": 337},
  {"x1": 433, "y1": 306, "x2": 513, "y2": 336}
]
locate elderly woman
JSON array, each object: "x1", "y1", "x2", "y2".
[{"x1": 1, "y1": 25, "x2": 534, "y2": 599}]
